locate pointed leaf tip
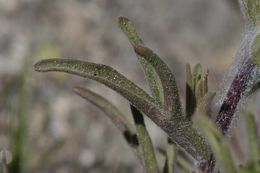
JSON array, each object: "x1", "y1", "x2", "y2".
[{"x1": 119, "y1": 17, "x2": 164, "y2": 105}]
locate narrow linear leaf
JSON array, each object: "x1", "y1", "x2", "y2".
[
  {"x1": 186, "y1": 63, "x2": 192, "y2": 87},
  {"x1": 130, "y1": 105, "x2": 159, "y2": 173},
  {"x1": 135, "y1": 45, "x2": 182, "y2": 116},
  {"x1": 118, "y1": 17, "x2": 144, "y2": 46},
  {"x1": 195, "y1": 92, "x2": 216, "y2": 117},
  {"x1": 192, "y1": 64, "x2": 202, "y2": 92},
  {"x1": 195, "y1": 72, "x2": 209, "y2": 104},
  {"x1": 251, "y1": 33, "x2": 260, "y2": 66},
  {"x1": 240, "y1": 0, "x2": 260, "y2": 27},
  {"x1": 163, "y1": 139, "x2": 176, "y2": 173},
  {"x1": 74, "y1": 86, "x2": 142, "y2": 162},
  {"x1": 119, "y1": 16, "x2": 164, "y2": 105},
  {"x1": 195, "y1": 79, "x2": 204, "y2": 104},
  {"x1": 186, "y1": 63, "x2": 195, "y2": 119},
  {"x1": 74, "y1": 86, "x2": 135, "y2": 133},
  {"x1": 158, "y1": 146, "x2": 192, "y2": 173},
  {"x1": 34, "y1": 58, "x2": 163, "y2": 120},
  {"x1": 194, "y1": 115, "x2": 236, "y2": 173},
  {"x1": 203, "y1": 70, "x2": 209, "y2": 94},
  {"x1": 186, "y1": 64, "x2": 203, "y2": 119},
  {"x1": 176, "y1": 156, "x2": 192, "y2": 173},
  {"x1": 34, "y1": 58, "x2": 211, "y2": 163},
  {"x1": 245, "y1": 112, "x2": 260, "y2": 164},
  {"x1": 119, "y1": 18, "x2": 183, "y2": 170}
]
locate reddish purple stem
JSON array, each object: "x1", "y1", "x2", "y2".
[
  {"x1": 216, "y1": 58, "x2": 255, "y2": 134},
  {"x1": 199, "y1": 154, "x2": 216, "y2": 173},
  {"x1": 198, "y1": 58, "x2": 255, "y2": 173}
]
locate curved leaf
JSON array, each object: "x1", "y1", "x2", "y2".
[
  {"x1": 130, "y1": 105, "x2": 159, "y2": 173},
  {"x1": 34, "y1": 58, "x2": 211, "y2": 163},
  {"x1": 135, "y1": 45, "x2": 182, "y2": 116},
  {"x1": 34, "y1": 58, "x2": 163, "y2": 120},
  {"x1": 74, "y1": 86, "x2": 135, "y2": 133},
  {"x1": 73, "y1": 86, "x2": 142, "y2": 162},
  {"x1": 119, "y1": 17, "x2": 164, "y2": 104}
]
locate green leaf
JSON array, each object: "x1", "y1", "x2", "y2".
[
  {"x1": 158, "y1": 143, "x2": 192, "y2": 173},
  {"x1": 195, "y1": 92, "x2": 215, "y2": 117},
  {"x1": 176, "y1": 155, "x2": 192, "y2": 173},
  {"x1": 192, "y1": 64, "x2": 202, "y2": 92},
  {"x1": 195, "y1": 72, "x2": 208, "y2": 104},
  {"x1": 130, "y1": 105, "x2": 159, "y2": 173},
  {"x1": 238, "y1": 161, "x2": 260, "y2": 173},
  {"x1": 119, "y1": 17, "x2": 164, "y2": 105},
  {"x1": 245, "y1": 112, "x2": 260, "y2": 164},
  {"x1": 134, "y1": 45, "x2": 182, "y2": 116},
  {"x1": 34, "y1": 58, "x2": 211, "y2": 163},
  {"x1": 185, "y1": 63, "x2": 195, "y2": 119},
  {"x1": 163, "y1": 139, "x2": 176, "y2": 173},
  {"x1": 73, "y1": 86, "x2": 142, "y2": 161},
  {"x1": 74, "y1": 86, "x2": 135, "y2": 134},
  {"x1": 194, "y1": 115, "x2": 236, "y2": 173},
  {"x1": 8, "y1": 65, "x2": 32, "y2": 173},
  {"x1": 240, "y1": 0, "x2": 260, "y2": 27},
  {"x1": 185, "y1": 64, "x2": 204, "y2": 119},
  {"x1": 251, "y1": 33, "x2": 260, "y2": 66},
  {"x1": 133, "y1": 46, "x2": 210, "y2": 169},
  {"x1": 34, "y1": 58, "x2": 162, "y2": 118}
]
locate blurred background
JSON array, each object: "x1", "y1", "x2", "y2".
[{"x1": 0, "y1": 0, "x2": 259, "y2": 173}]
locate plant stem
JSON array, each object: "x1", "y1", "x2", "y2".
[{"x1": 216, "y1": 58, "x2": 255, "y2": 134}]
